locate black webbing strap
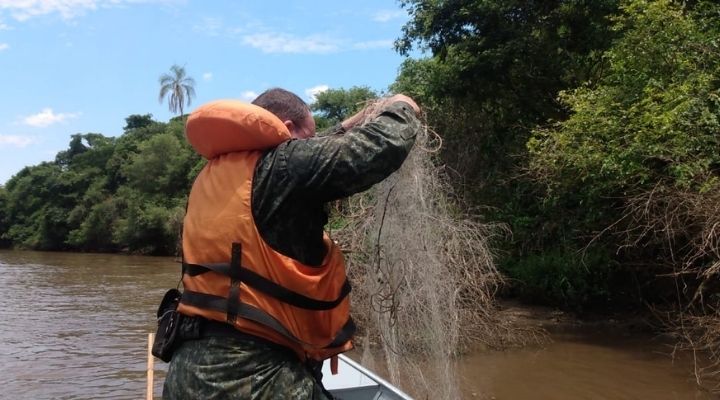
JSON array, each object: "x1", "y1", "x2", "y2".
[
  {"x1": 182, "y1": 290, "x2": 228, "y2": 312},
  {"x1": 182, "y1": 262, "x2": 352, "y2": 311},
  {"x1": 183, "y1": 262, "x2": 232, "y2": 276},
  {"x1": 181, "y1": 290, "x2": 309, "y2": 347},
  {"x1": 181, "y1": 290, "x2": 355, "y2": 350},
  {"x1": 226, "y1": 243, "x2": 242, "y2": 324},
  {"x1": 243, "y1": 270, "x2": 351, "y2": 311},
  {"x1": 324, "y1": 317, "x2": 356, "y2": 349}
]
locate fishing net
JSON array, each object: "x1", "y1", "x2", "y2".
[{"x1": 332, "y1": 109, "x2": 508, "y2": 399}]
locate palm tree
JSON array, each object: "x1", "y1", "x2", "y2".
[{"x1": 158, "y1": 64, "x2": 196, "y2": 117}]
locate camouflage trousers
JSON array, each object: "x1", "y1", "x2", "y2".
[{"x1": 162, "y1": 336, "x2": 330, "y2": 400}]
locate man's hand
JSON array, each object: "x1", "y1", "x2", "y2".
[
  {"x1": 340, "y1": 94, "x2": 420, "y2": 132},
  {"x1": 385, "y1": 94, "x2": 420, "y2": 115}
]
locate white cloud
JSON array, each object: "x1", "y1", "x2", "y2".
[
  {"x1": 0, "y1": 0, "x2": 99, "y2": 21},
  {"x1": 0, "y1": 21, "x2": 11, "y2": 30},
  {"x1": 0, "y1": 0, "x2": 171, "y2": 21},
  {"x1": 353, "y1": 39, "x2": 393, "y2": 50},
  {"x1": 373, "y1": 9, "x2": 405, "y2": 23},
  {"x1": 0, "y1": 43, "x2": 8, "y2": 51},
  {"x1": 192, "y1": 16, "x2": 223, "y2": 36},
  {"x1": 191, "y1": 16, "x2": 260, "y2": 38},
  {"x1": 241, "y1": 91, "x2": 258, "y2": 101},
  {"x1": 242, "y1": 32, "x2": 339, "y2": 54},
  {"x1": 202, "y1": 72, "x2": 213, "y2": 81},
  {"x1": 23, "y1": 108, "x2": 80, "y2": 128},
  {"x1": 305, "y1": 85, "x2": 329, "y2": 102},
  {"x1": 0, "y1": 134, "x2": 38, "y2": 148}
]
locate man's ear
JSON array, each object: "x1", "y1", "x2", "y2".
[{"x1": 284, "y1": 120, "x2": 294, "y2": 132}]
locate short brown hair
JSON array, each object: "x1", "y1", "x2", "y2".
[{"x1": 252, "y1": 88, "x2": 310, "y2": 124}]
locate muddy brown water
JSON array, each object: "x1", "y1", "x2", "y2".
[{"x1": 0, "y1": 250, "x2": 715, "y2": 399}]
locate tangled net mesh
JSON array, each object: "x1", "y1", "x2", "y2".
[
  {"x1": 331, "y1": 106, "x2": 514, "y2": 399},
  {"x1": 618, "y1": 185, "x2": 720, "y2": 391}
]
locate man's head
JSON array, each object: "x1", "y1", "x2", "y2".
[{"x1": 252, "y1": 88, "x2": 316, "y2": 139}]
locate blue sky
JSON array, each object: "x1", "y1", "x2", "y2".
[{"x1": 0, "y1": 0, "x2": 415, "y2": 184}]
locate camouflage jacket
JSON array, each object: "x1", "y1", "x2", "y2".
[{"x1": 251, "y1": 101, "x2": 421, "y2": 266}]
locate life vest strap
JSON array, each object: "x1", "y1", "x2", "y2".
[
  {"x1": 325, "y1": 317, "x2": 356, "y2": 349},
  {"x1": 227, "y1": 242, "x2": 242, "y2": 324},
  {"x1": 182, "y1": 261, "x2": 352, "y2": 311},
  {"x1": 180, "y1": 290, "x2": 356, "y2": 350}
]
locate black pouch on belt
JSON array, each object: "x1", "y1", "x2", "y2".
[{"x1": 151, "y1": 288, "x2": 183, "y2": 362}]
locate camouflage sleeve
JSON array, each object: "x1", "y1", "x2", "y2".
[
  {"x1": 316, "y1": 123, "x2": 344, "y2": 137},
  {"x1": 282, "y1": 101, "x2": 420, "y2": 202}
]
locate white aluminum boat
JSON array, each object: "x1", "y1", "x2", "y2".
[{"x1": 321, "y1": 354, "x2": 413, "y2": 400}]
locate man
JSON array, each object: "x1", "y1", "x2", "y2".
[{"x1": 163, "y1": 88, "x2": 421, "y2": 399}]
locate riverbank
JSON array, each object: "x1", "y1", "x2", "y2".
[{"x1": 497, "y1": 298, "x2": 657, "y2": 335}]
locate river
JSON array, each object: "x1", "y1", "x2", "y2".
[{"x1": 0, "y1": 250, "x2": 714, "y2": 399}]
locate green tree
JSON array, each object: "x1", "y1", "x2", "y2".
[
  {"x1": 122, "y1": 132, "x2": 193, "y2": 196},
  {"x1": 0, "y1": 186, "x2": 10, "y2": 248},
  {"x1": 107, "y1": 117, "x2": 167, "y2": 190},
  {"x1": 66, "y1": 198, "x2": 119, "y2": 251},
  {"x1": 124, "y1": 114, "x2": 155, "y2": 131},
  {"x1": 56, "y1": 133, "x2": 115, "y2": 173},
  {"x1": 392, "y1": 0, "x2": 623, "y2": 309},
  {"x1": 112, "y1": 188, "x2": 184, "y2": 255},
  {"x1": 529, "y1": 0, "x2": 720, "y2": 194},
  {"x1": 527, "y1": 0, "x2": 720, "y2": 307},
  {"x1": 311, "y1": 86, "x2": 378, "y2": 129},
  {"x1": 159, "y1": 64, "x2": 196, "y2": 117},
  {"x1": 396, "y1": 0, "x2": 619, "y2": 111},
  {"x1": 393, "y1": 0, "x2": 619, "y2": 196},
  {"x1": 3, "y1": 163, "x2": 69, "y2": 249}
]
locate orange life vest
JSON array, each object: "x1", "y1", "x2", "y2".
[{"x1": 178, "y1": 100, "x2": 354, "y2": 361}]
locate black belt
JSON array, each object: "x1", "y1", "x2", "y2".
[{"x1": 179, "y1": 316, "x2": 296, "y2": 356}]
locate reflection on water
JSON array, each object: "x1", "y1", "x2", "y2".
[
  {"x1": 457, "y1": 329, "x2": 714, "y2": 400},
  {"x1": 0, "y1": 250, "x2": 715, "y2": 399},
  {"x1": 0, "y1": 250, "x2": 178, "y2": 399}
]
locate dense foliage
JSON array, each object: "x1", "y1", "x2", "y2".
[
  {"x1": 528, "y1": 0, "x2": 720, "y2": 305},
  {"x1": 526, "y1": 1, "x2": 720, "y2": 385},
  {"x1": 0, "y1": 115, "x2": 201, "y2": 255},
  {"x1": 392, "y1": 0, "x2": 719, "y2": 312},
  {"x1": 530, "y1": 0, "x2": 719, "y2": 195},
  {"x1": 393, "y1": 0, "x2": 623, "y2": 308}
]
